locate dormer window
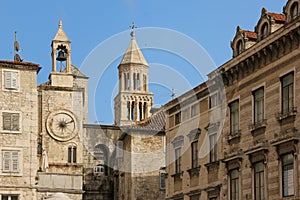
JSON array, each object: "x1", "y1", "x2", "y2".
[
  {"x1": 291, "y1": 2, "x2": 299, "y2": 20},
  {"x1": 261, "y1": 23, "x2": 269, "y2": 40},
  {"x1": 236, "y1": 40, "x2": 243, "y2": 55}
]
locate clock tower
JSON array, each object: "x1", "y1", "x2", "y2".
[{"x1": 37, "y1": 20, "x2": 88, "y2": 200}]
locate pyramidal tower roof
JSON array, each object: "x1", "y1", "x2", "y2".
[
  {"x1": 120, "y1": 29, "x2": 148, "y2": 66},
  {"x1": 53, "y1": 20, "x2": 70, "y2": 42}
]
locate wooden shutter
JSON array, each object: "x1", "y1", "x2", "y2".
[
  {"x1": 2, "y1": 151, "x2": 10, "y2": 172},
  {"x1": 11, "y1": 113, "x2": 20, "y2": 131},
  {"x1": 3, "y1": 112, "x2": 11, "y2": 131},
  {"x1": 11, "y1": 72, "x2": 19, "y2": 89},
  {"x1": 11, "y1": 151, "x2": 19, "y2": 172},
  {"x1": 4, "y1": 71, "x2": 18, "y2": 90},
  {"x1": 3, "y1": 113, "x2": 19, "y2": 131},
  {"x1": 4, "y1": 71, "x2": 12, "y2": 89}
]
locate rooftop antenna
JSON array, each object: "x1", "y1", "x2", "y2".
[{"x1": 14, "y1": 31, "x2": 22, "y2": 62}]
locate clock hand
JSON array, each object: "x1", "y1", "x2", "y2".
[{"x1": 65, "y1": 120, "x2": 74, "y2": 124}]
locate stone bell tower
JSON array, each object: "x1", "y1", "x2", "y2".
[
  {"x1": 49, "y1": 20, "x2": 73, "y2": 88},
  {"x1": 36, "y1": 20, "x2": 88, "y2": 200},
  {"x1": 114, "y1": 25, "x2": 153, "y2": 126}
]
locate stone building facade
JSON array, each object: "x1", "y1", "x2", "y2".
[
  {"x1": 36, "y1": 20, "x2": 88, "y2": 200},
  {"x1": 0, "y1": 61, "x2": 40, "y2": 200},
  {"x1": 114, "y1": 109, "x2": 166, "y2": 200},
  {"x1": 165, "y1": 0, "x2": 300, "y2": 199},
  {"x1": 113, "y1": 29, "x2": 166, "y2": 200},
  {"x1": 0, "y1": 20, "x2": 165, "y2": 200}
]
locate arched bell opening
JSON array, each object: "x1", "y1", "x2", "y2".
[{"x1": 56, "y1": 45, "x2": 68, "y2": 72}]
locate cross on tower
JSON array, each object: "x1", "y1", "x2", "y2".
[{"x1": 130, "y1": 22, "x2": 137, "y2": 37}]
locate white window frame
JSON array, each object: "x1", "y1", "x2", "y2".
[
  {"x1": 94, "y1": 165, "x2": 105, "y2": 175},
  {"x1": 1, "y1": 111, "x2": 22, "y2": 133},
  {"x1": 2, "y1": 69, "x2": 20, "y2": 92},
  {"x1": 0, "y1": 148, "x2": 22, "y2": 176}
]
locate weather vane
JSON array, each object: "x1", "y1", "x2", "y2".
[{"x1": 129, "y1": 22, "x2": 137, "y2": 37}]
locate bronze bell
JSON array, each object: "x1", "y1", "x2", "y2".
[{"x1": 56, "y1": 50, "x2": 67, "y2": 61}]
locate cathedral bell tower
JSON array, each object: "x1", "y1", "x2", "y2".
[
  {"x1": 50, "y1": 20, "x2": 73, "y2": 87},
  {"x1": 114, "y1": 25, "x2": 153, "y2": 126}
]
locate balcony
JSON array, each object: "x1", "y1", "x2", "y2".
[
  {"x1": 276, "y1": 107, "x2": 297, "y2": 122},
  {"x1": 227, "y1": 130, "x2": 241, "y2": 144},
  {"x1": 248, "y1": 119, "x2": 267, "y2": 136}
]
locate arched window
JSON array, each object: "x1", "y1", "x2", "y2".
[
  {"x1": 127, "y1": 101, "x2": 131, "y2": 120},
  {"x1": 68, "y1": 146, "x2": 77, "y2": 163},
  {"x1": 137, "y1": 73, "x2": 140, "y2": 90},
  {"x1": 291, "y1": 2, "x2": 299, "y2": 20},
  {"x1": 236, "y1": 40, "x2": 243, "y2": 55},
  {"x1": 143, "y1": 102, "x2": 147, "y2": 119},
  {"x1": 261, "y1": 23, "x2": 269, "y2": 40},
  {"x1": 133, "y1": 73, "x2": 137, "y2": 90},
  {"x1": 143, "y1": 74, "x2": 147, "y2": 91},
  {"x1": 94, "y1": 144, "x2": 109, "y2": 176},
  {"x1": 138, "y1": 102, "x2": 143, "y2": 121},
  {"x1": 94, "y1": 164, "x2": 105, "y2": 175},
  {"x1": 131, "y1": 102, "x2": 135, "y2": 120}
]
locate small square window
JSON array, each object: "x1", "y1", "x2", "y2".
[
  {"x1": 191, "y1": 103, "x2": 199, "y2": 117},
  {"x1": 2, "y1": 150, "x2": 20, "y2": 173},
  {"x1": 2, "y1": 112, "x2": 20, "y2": 132},
  {"x1": 209, "y1": 93, "x2": 219, "y2": 108},
  {"x1": 3, "y1": 71, "x2": 19, "y2": 90},
  {"x1": 175, "y1": 112, "x2": 181, "y2": 125}
]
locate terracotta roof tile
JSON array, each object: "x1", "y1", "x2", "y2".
[
  {"x1": 0, "y1": 60, "x2": 39, "y2": 67},
  {"x1": 244, "y1": 30, "x2": 257, "y2": 40},
  {"x1": 126, "y1": 108, "x2": 166, "y2": 132},
  {"x1": 267, "y1": 12, "x2": 286, "y2": 22}
]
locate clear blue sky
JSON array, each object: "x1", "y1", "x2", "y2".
[{"x1": 0, "y1": 1, "x2": 286, "y2": 124}]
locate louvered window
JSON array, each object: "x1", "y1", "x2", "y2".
[
  {"x1": 2, "y1": 151, "x2": 19, "y2": 173},
  {"x1": 4, "y1": 71, "x2": 19, "y2": 90},
  {"x1": 3, "y1": 113, "x2": 20, "y2": 132}
]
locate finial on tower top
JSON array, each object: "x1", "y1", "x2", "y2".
[
  {"x1": 59, "y1": 20, "x2": 63, "y2": 28},
  {"x1": 129, "y1": 22, "x2": 137, "y2": 38}
]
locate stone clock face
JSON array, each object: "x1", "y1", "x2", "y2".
[{"x1": 46, "y1": 110, "x2": 78, "y2": 141}]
